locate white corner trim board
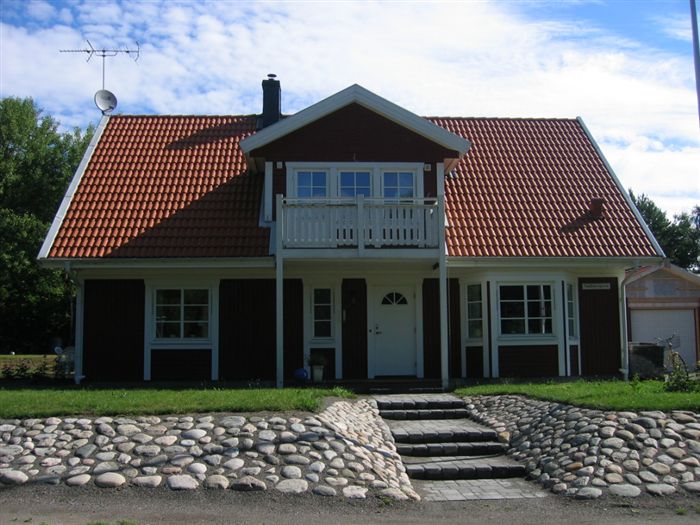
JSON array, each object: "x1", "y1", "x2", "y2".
[{"x1": 38, "y1": 115, "x2": 111, "y2": 260}]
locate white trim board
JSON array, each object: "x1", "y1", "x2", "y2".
[
  {"x1": 240, "y1": 84, "x2": 470, "y2": 157},
  {"x1": 38, "y1": 116, "x2": 110, "y2": 260}
]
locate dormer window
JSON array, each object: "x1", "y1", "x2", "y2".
[
  {"x1": 297, "y1": 170, "x2": 328, "y2": 198},
  {"x1": 339, "y1": 171, "x2": 371, "y2": 197},
  {"x1": 382, "y1": 171, "x2": 415, "y2": 200}
]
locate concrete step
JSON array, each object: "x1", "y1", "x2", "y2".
[
  {"x1": 379, "y1": 408, "x2": 470, "y2": 420},
  {"x1": 396, "y1": 441, "x2": 506, "y2": 457},
  {"x1": 404, "y1": 457, "x2": 526, "y2": 481},
  {"x1": 391, "y1": 423, "x2": 498, "y2": 444},
  {"x1": 375, "y1": 396, "x2": 466, "y2": 411}
]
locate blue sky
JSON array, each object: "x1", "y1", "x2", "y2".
[{"x1": 1, "y1": 0, "x2": 698, "y2": 216}]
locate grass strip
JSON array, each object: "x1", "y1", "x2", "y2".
[
  {"x1": 0, "y1": 386, "x2": 354, "y2": 419},
  {"x1": 455, "y1": 380, "x2": 700, "y2": 411}
]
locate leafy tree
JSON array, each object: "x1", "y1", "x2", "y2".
[
  {"x1": 630, "y1": 191, "x2": 700, "y2": 271},
  {"x1": 0, "y1": 98, "x2": 93, "y2": 354}
]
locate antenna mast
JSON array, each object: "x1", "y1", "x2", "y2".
[{"x1": 59, "y1": 40, "x2": 139, "y2": 114}]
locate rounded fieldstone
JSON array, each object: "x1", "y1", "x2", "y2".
[
  {"x1": 188, "y1": 462, "x2": 207, "y2": 475},
  {"x1": 258, "y1": 430, "x2": 277, "y2": 442},
  {"x1": 131, "y1": 475, "x2": 162, "y2": 488},
  {"x1": 681, "y1": 482, "x2": 700, "y2": 493},
  {"x1": 95, "y1": 472, "x2": 126, "y2": 488},
  {"x1": 204, "y1": 474, "x2": 229, "y2": 489},
  {"x1": 276, "y1": 479, "x2": 308, "y2": 493},
  {"x1": 65, "y1": 473, "x2": 91, "y2": 486},
  {"x1": 285, "y1": 454, "x2": 310, "y2": 465},
  {"x1": 0, "y1": 470, "x2": 28, "y2": 485},
  {"x1": 134, "y1": 445, "x2": 161, "y2": 457},
  {"x1": 574, "y1": 487, "x2": 602, "y2": 499},
  {"x1": 646, "y1": 483, "x2": 676, "y2": 495},
  {"x1": 182, "y1": 429, "x2": 207, "y2": 440},
  {"x1": 609, "y1": 484, "x2": 641, "y2": 497},
  {"x1": 605, "y1": 473, "x2": 624, "y2": 484},
  {"x1": 281, "y1": 465, "x2": 302, "y2": 479},
  {"x1": 342, "y1": 485, "x2": 367, "y2": 499},
  {"x1": 75, "y1": 443, "x2": 98, "y2": 459},
  {"x1": 93, "y1": 461, "x2": 120, "y2": 474},
  {"x1": 223, "y1": 458, "x2": 244, "y2": 470},
  {"x1": 116, "y1": 424, "x2": 141, "y2": 436},
  {"x1": 231, "y1": 475, "x2": 267, "y2": 491},
  {"x1": 278, "y1": 443, "x2": 297, "y2": 455},
  {"x1": 380, "y1": 487, "x2": 410, "y2": 501},
  {"x1": 313, "y1": 485, "x2": 337, "y2": 497},
  {"x1": 649, "y1": 463, "x2": 671, "y2": 476},
  {"x1": 167, "y1": 474, "x2": 199, "y2": 490}
]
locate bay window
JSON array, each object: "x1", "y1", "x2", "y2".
[{"x1": 499, "y1": 284, "x2": 553, "y2": 336}]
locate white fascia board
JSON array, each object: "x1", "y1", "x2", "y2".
[
  {"x1": 625, "y1": 261, "x2": 700, "y2": 287},
  {"x1": 446, "y1": 256, "x2": 663, "y2": 269},
  {"x1": 38, "y1": 115, "x2": 110, "y2": 261},
  {"x1": 576, "y1": 117, "x2": 665, "y2": 258},
  {"x1": 39, "y1": 257, "x2": 275, "y2": 270},
  {"x1": 239, "y1": 84, "x2": 470, "y2": 156}
]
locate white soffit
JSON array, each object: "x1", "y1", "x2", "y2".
[{"x1": 239, "y1": 84, "x2": 470, "y2": 156}]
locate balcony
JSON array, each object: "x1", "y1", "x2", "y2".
[{"x1": 280, "y1": 196, "x2": 440, "y2": 250}]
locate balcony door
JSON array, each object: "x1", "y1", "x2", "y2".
[{"x1": 369, "y1": 286, "x2": 417, "y2": 377}]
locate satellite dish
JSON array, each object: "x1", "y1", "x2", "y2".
[{"x1": 94, "y1": 89, "x2": 117, "y2": 114}]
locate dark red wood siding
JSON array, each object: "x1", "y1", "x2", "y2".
[
  {"x1": 499, "y1": 345, "x2": 558, "y2": 377},
  {"x1": 570, "y1": 345, "x2": 580, "y2": 376},
  {"x1": 423, "y1": 163, "x2": 437, "y2": 198},
  {"x1": 465, "y1": 346, "x2": 484, "y2": 378},
  {"x1": 310, "y1": 348, "x2": 335, "y2": 380},
  {"x1": 219, "y1": 279, "x2": 303, "y2": 381},
  {"x1": 448, "y1": 279, "x2": 461, "y2": 378},
  {"x1": 579, "y1": 277, "x2": 621, "y2": 376},
  {"x1": 422, "y1": 279, "x2": 440, "y2": 379},
  {"x1": 251, "y1": 104, "x2": 459, "y2": 161},
  {"x1": 342, "y1": 279, "x2": 368, "y2": 379},
  {"x1": 83, "y1": 279, "x2": 144, "y2": 381},
  {"x1": 151, "y1": 350, "x2": 211, "y2": 381}
]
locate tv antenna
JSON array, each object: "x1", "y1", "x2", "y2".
[{"x1": 59, "y1": 40, "x2": 140, "y2": 114}]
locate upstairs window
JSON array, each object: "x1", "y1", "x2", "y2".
[
  {"x1": 567, "y1": 283, "x2": 577, "y2": 338},
  {"x1": 297, "y1": 170, "x2": 327, "y2": 198},
  {"x1": 499, "y1": 284, "x2": 553, "y2": 336},
  {"x1": 339, "y1": 171, "x2": 371, "y2": 197},
  {"x1": 382, "y1": 171, "x2": 415, "y2": 200},
  {"x1": 155, "y1": 289, "x2": 209, "y2": 339},
  {"x1": 465, "y1": 284, "x2": 483, "y2": 339}
]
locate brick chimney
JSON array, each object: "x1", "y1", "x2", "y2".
[
  {"x1": 261, "y1": 74, "x2": 281, "y2": 128},
  {"x1": 589, "y1": 197, "x2": 605, "y2": 218}
]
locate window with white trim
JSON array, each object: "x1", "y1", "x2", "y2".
[
  {"x1": 297, "y1": 170, "x2": 327, "y2": 198},
  {"x1": 155, "y1": 289, "x2": 209, "y2": 339},
  {"x1": 382, "y1": 171, "x2": 415, "y2": 200},
  {"x1": 566, "y1": 283, "x2": 577, "y2": 338},
  {"x1": 466, "y1": 284, "x2": 483, "y2": 339},
  {"x1": 499, "y1": 284, "x2": 553, "y2": 335},
  {"x1": 313, "y1": 288, "x2": 332, "y2": 338},
  {"x1": 339, "y1": 171, "x2": 371, "y2": 197}
]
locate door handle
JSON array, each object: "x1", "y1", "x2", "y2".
[{"x1": 375, "y1": 324, "x2": 382, "y2": 335}]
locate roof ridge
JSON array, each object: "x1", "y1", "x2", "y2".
[{"x1": 425, "y1": 116, "x2": 579, "y2": 122}]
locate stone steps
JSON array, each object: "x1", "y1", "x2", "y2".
[
  {"x1": 376, "y1": 394, "x2": 527, "y2": 493},
  {"x1": 404, "y1": 457, "x2": 526, "y2": 480},
  {"x1": 396, "y1": 441, "x2": 506, "y2": 457},
  {"x1": 379, "y1": 409, "x2": 470, "y2": 420}
]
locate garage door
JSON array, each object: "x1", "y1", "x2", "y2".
[{"x1": 630, "y1": 309, "x2": 698, "y2": 370}]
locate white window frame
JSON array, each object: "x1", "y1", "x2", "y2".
[
  {"x1": 312, "y1": 287, "x2": 334, "y2": 340},
  {"x1": 286, "y1": 162, "x2": 423, "y2": 200},
  {"x1": 294, "y1": 169, "x2": 329, "y2": 198},
  {"x1": 154, "y1": 288, "x2": 211, "y2": 341},
  {"x1": 566, "y1": 282, "x2": 578, "y2": 340},
  {"x1": 380, "y1": 169, "x2": 417, "y2": 201},
  {"x1": 464, "y1": 282, "x2": 484, "y2": 342},
  {"x1": 497, "y1": 283, "x2": 555, "y2": 338},
  {"x1": 338, "y1": 169, "x2": 372, "y2": 198}
]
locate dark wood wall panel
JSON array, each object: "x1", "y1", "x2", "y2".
[
  {"x1": 151, "y1": 350, "x2": 210, "y2": 381},
  {"x1": 283, "y1": 279, "x2": 304, "y2": 379},
  {"x1": 423, "y1": 164, "x2": 437, "y2": 198},
  {"x1": 219, "y1": 279, "x2": 302, "y2": 381},
  {"x1": 579, "y1": 278, "x2": 621, "y2": 376},
  {"x1": 251, "y1": 104, "x2": 459, "y2": 161},
  {"x1": 465, "y1": 346, "x2": 484, "y2": 378},
  {"x1": 83, "y1": 279, "x2": 144, "y2": 382},
  {"x1": 498, "y1": 345, "x2": 558, "y2": 377},
  {"x1": 422, "y1": 279, "x2": 440, "y2": 378},
  {"x1": 342, "y1": 279, "x2": 368, "y2": 379},
  {"x1": 310, "y1": 348, "x2": 336, "y2": 380},
  {"x1": 570, "y1": 345, "x2": 580, "y2": 376},
  {"x1": 448, "y1": 279, "x2": 461, "y2": 378}
]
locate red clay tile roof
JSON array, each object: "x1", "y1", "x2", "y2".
[
  {"x1": 431, "y1": 117, "x2": 659, "y2": 258},
  {"x1": 48, "y1": 115, "x2": 269, "y2": 258},
  {"x1": 47, "y1": 114, "x2": 659, "y2": 259}
]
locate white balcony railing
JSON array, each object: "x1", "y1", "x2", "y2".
[{"x1": 281, "y1": 196, "x2": 440, "y2": 250}]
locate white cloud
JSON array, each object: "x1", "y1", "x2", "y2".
[
  {"x1": 25, "y1": 0, "x2": 55, "y2": 22},
  {"x1": 653, "y1": 14, "x2": 694, "y2": 43},
  {"x1": 0, "y1": 0, "x2": 698, "y2": 216}
]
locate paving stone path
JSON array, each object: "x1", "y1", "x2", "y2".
[{"x1": 374, "y1": 394, "x2": 546, "y2": 501}]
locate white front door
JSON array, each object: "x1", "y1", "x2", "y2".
[{"x1": 370, "y1": 286, "x2": 416, "y2": 376}]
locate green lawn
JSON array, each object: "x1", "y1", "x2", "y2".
[
  {"x1": 0, "y1": 387, "x2": 353, "y2": 419},
  {"x1": 455, "y1": 380, "x2": 700, "y2": 411}
]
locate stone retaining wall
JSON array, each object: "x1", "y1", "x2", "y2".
[
  {"x1": 462, "y1": 395, "x2": 700, "y2": 499},
  {"x1": 0, "y1": 399, "x2": 417, "y2": 500}
]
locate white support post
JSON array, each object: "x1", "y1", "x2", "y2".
[
  {"x1": 556, "y1": 280, "x2": 566, "y2": 377},
  {"x1": 618, "y1": 274, "x2": 629, "y2": 380},
  {"x1": 275, "y1": 194, "x2": 284, "y2": 388},
  {"x1": 357, "y1": 194, "x2": 365, "y2": 255},
  {"x1": 74, "y1": 278, "x2": 84, "y2": 385},
  {"x1": 437, "y1": 162, "x2": 449, "y2": 389}
]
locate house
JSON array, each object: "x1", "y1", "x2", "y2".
[
  {"x1": 626, "y1": 262, "x2": 700, "y2": 370},
  {"x1": 38, "y1": 77, "x2": 664, "y2": 387}
]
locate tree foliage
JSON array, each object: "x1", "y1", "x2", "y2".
[
  {"x1": 630, "y1": 191, "x2": 700, "y2": 271},
  {"x1": 0, "y1": 97, "x2": 93, "y2": 354}
]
